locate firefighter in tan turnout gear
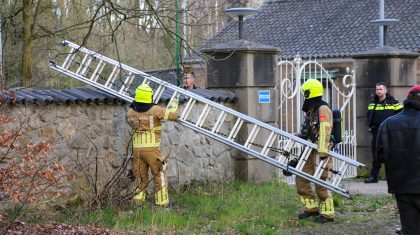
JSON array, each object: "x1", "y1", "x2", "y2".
[
  {"x1": 295, "y1": 79, "x2": 335, "y2": 223},
  {"x1": 127, "y1": 84, "x2": 179, "y2": 206}
]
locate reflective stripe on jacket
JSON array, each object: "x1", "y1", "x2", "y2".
[
  {"x1": 316, "y1": 105, "x2": 332, "y2": 154},
  {"x1": 128, "y1": 103, "x2": 178, "y2": 148},
  {"x1": 367, "y1": 94, "x2": 402, "y2": 129},
  {"x1": 308, "y1": 105, "x2": 332, "y2": 153}
]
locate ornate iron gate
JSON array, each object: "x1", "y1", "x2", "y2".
[{"x1": 277, "y1": 56, "x2": 357, "y2": 182}]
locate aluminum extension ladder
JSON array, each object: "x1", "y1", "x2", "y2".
[{"x1": 49, "y1": 40, "x2": 365, "y2": 197}]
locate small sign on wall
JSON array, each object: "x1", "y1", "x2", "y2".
[{"x1": 258, "y1": 90, "x2": 270, "y2": 103}]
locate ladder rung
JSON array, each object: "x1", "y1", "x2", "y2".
[
  {"x1": 76, "y1": 54, "x2": 89, "y2": 75},
  {"x1": 332, "y1": 162, "x2": 349, "y2": 186},
  {"x1": 80, "y1": 56, "x2": 93, "y2": 76},
  {"x1": 261, "y1": 131, "x2": 276, "y2": 156},
  {"x1": 282, "y1": 139, "x2": 295, "y2": 152},
  {"x1": 153, "y1": 84, "x2": 166, "y2": 103},
  {"x1": 62, "y1": 48, "x2": 76, "y2": 69},
  {"x1": 180, "y1": 98, "x2": 196, "y2": 120},
  {"x1": 314, "y1": 157, "x2": 330, "y2": 179},
  {"x1": 168, "y1": 91, "x2": 179, "y2": 104},
  {"x1": 196, "y1": 104, "x2": 211, "y2": 127},
  {"x1": 295, "y1": 146, "x2": 312, "y2": 171},
  {"x1": 228, "y1": 118, "x2": 243, "y2": 141},
  {"x1": 244, "y1": 125, "x2": 260, "y2": 148},
  {"x1": 211, "y1": 111, "x2": 226, "y2": 133},
  {"x1": 75, "y1": 54, "x2": 87, "y2": 74},
  {"x1": 105, "y1": 66, "x2": 120, "y2": 87},
  {"x1": 90, "y1": 60, "x2": 105, "y2": 82},
  {"x1": 119, "y1": 72, "x2": 134, "y2": 94}
]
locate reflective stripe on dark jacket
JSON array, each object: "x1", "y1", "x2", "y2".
[
  {"x1": 367, "y1": 94, "x2": 402, "y2": 129},
  {"x1": 377, "y1": 102, "x2": 420, "y2": 194}
]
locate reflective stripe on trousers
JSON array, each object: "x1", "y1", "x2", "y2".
[
  {"x1": 131, "y1": 147, "x2": 169, "y2": 206},
  {"x1": 320, "y1": 197, "x2": 335, "y2": 218},
  {"x1": 300, "y1": 196, "x2": 319, "y2": 212}
]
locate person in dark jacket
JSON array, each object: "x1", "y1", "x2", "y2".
[
  {"x1": 365, "y1": 82, "x2": 402, "y2": 183},
  {"x1": 377, "y1": 85, "x2": 420, "y2": 235}
]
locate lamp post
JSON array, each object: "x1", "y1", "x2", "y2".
[
  {"x1": 224, "y1": 8, "x2": 257, "y2": 39},
  {"x1": 175, "y1": 0, "x2": 181, "y2": 86},
  {"x1": 370, "y1": 18, "x2": 399, "y2": 47}
]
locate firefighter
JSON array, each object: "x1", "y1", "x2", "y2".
[
  {"x1": 127, "y1": 84, "x2": 179, "y2": 206},
  {"x1": 295, "y1": 79, "x2": 335, "y2": 223}
]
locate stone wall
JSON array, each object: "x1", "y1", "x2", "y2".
[{"x1": 2, "y1": 101, "x2": 236, "y2": 202}]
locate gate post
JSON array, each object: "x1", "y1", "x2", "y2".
[
  {"x1": 352, "y1": 46, "x2": 418, "y2": 176},
  {"x1": 202, "y1": 40, "x2": 280, "y2": 183}
]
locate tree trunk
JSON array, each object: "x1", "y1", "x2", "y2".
[{"x1": 21, "y1": 0, "x2": 34, "y2": 87}]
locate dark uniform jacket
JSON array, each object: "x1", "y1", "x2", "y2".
[
  {"x1": 367, "y1": 94, "x2": 402, "y2": 130},
  {"x1": 377, "y1": 100, "x2": 420, "y2": 194}
]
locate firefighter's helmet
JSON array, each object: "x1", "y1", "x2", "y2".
[
  {"x1": 134, "y1": 84, "x2": 153, "y2": 103},
  {"x1": 301, "y1": 79, "x2": 323, "y2": 99}
]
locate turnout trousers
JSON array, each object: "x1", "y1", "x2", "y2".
[
  {"x1": 132, "y1": 147, "x2": 169, "y2": 206},
  {"x1": 295, "y1": 151, "x2": 335, "y2": 218}
]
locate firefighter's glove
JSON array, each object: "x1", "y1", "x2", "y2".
[
  {"x1": 282, "y1": 158, "x2": 299, "y2": 176},
  {"x1": 168, "y1": 99, "x2": 179, "y2": 110},
  {"x1": 318, "y1": 152, "x2": 329, "y2": 160}
]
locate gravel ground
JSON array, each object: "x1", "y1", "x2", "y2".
[{"x1": 343, "y1": 180, "x2": 389, "y2": 196}]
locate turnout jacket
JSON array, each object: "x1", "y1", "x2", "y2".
[
  {"x1": 306, "y1": 105, "x2": 332, "y2": 155},
  {"x1": 367, "y1": 94, "x2": 402, "y2": 130},
  {"x1": 377, "y1": 101, "x2": 420, "y2": 194},
  {"x1": 127, "y1": 102, "x2": 178, "y2": 148}
]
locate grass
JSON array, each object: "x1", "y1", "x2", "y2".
[{"x1": 18, "y1": 180, "x2": 396, "y2": 234}]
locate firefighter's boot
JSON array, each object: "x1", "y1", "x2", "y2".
[
  {"x1": 315, "y1": 197, "x2": 335, "y2": 223},
  {"x1": 298, "y1": 197, "x2": 319, "y2": 219},
  {"x1": 298, "y1": 210, "x2": 320, "y2": 219},
  {"x1": 155, "y1": 186, "x2": 169, "y2": 207},
  {"x1": 133, "y1": 190, "x2": 146, "y2": 205}
]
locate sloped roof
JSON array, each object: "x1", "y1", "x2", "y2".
[
  {"x1": 1, "y1": 88, "x2": 235, "y2": 105},
  {"x1": 199, "y1": 0, "x2": 419, "y2": 59}
]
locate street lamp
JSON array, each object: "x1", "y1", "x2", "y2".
[
  {"x1": 370, "y1": 18, "x2": 400, "y2": 47},
  {"x1": 224, "y1": 8, "x2": 257, "y2": 39}
]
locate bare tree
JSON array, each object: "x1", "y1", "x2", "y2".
[{"x1": 1, "y1": 0, "x2": 235, "y2": 88}]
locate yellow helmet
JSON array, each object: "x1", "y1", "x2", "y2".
[
  {"x1": 134, "y1": 84, "x2": 153, "y2": 103},
  {"x1": 301, "y1": 79, "x2": 323, "y2": 99}
]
